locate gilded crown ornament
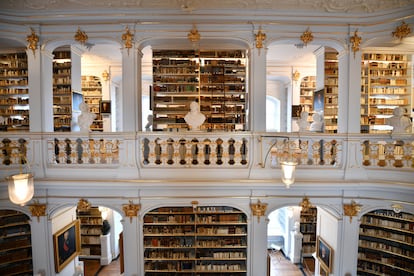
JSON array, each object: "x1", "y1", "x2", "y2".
[
  {"x1": 123, "y1": 200, "x2": 141, "y2": 223},
  {"x1": 392, "y1": 21, "x2": 411, "y2": 41},
  {"x1": 300, "y1": 196, "x2": 313, "y2": 213},
  {"x1": 255, "y1": 28, "x2": 266, "y2": 49},
  {"x1": 122, "y1": 26, "x2": 134, "y2": 54},
  {"x1": 26, "y1": 28, "x2": 39, "y2": 56},
  {"x1": 74, "y1": 27, "x2": 88, "y2": 45},
  {"x1": 250, "y1": 199, "x2": 268, "y2": 222},
  {"x1": 77, "y1": 198, "x2": 91, "y2": 211},
  {"x1": 300, "y1": 28, "x2": 313, "y2": 46},
  {"x1": 29, "y1": 201, "x2": 47, "y2": 222},
  {"x1": 349, "y1": 29, "x2": 361, "y2": 58},
  {"x1": 188, "y1": 25, "x2": 200, "y2": 43},
  {"x1": 343, "y1": 200, "x2": 362, "y2": 223}
]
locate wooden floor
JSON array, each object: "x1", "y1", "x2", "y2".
[{"x1": 83, "y1": 251, "x2": 313, "y2": 276}]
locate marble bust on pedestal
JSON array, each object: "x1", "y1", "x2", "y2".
[{"x1": 184, "y1": 101, "x2": 206, "y2": 131}]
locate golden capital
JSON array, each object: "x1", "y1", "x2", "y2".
[
  {"x1": 250, "y1": 200, "x2": 268, "y2": 222},
  {"x1": 343, "y1": 200, "x2": 362, "y2": 223},
  {"x1": 123, "y1": 201, "x2": 141, "y2": 223},
  {"x1": 29, "y1": 202, "x2": 47, "y2": 222}
]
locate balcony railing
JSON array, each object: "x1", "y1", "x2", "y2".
[{"x1": 0, "y1": 132, "x2": 413, "y2": 182}]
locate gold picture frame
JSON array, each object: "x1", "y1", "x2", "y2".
[
  {"x1": 53, "y1": 219, "x2": 81, "y2": 273},
  {"x1": 317, "y1": 236, "x2": 333, "y2": 272},
  {"x1": 320, "y1": 262, "x2": 329, "y2": 276}
]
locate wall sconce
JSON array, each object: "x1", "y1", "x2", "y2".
[
  {"x1": 6, "y1": 153, "x2": 34, "y2": 206},
  {"x1": 260, "y1": 136, "x2": 298, "y2": 188},
  {"x1": 102, "y1": 70, "x2": 110, "y2": 81}
]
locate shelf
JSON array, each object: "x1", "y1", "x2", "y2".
[
  {"x1": 358, "y1": 209, "x2": 414, "y2": 274},
  {"x1": 152, "y1": 49, "x2": 247, "y2": 131},
  {"x1": 77, "y1": 206, "x2": 103, "y2": 259},
  {"x1": 143, "y1": 205, "x2": 247, "y2": 275}
]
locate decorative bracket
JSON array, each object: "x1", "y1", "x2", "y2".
[
  {"x1": 26, "y1": 28, "x2": 39, "y2": 56},
  {"x1": 349, "y1": 29, "x2": 361, "y2": 58},
  {"x1": 74, "y1": 27, "x2": 88, "y2": 45},
  {"x1": 300, "y1": 28, "x2": 313, "y2": 46},
  {"x1": 122, "y1": 26, "x2": 134, "y2": 55},
  {"x1": 392, "y1": 21, "x2": 411, "y2": 41},
  {"x1": 343, "y1": 200, "x2": 362, "y2": 223},
  {"x1": 250, "y1": 200, "x2": 268, "y2": 222},
  {"x1": 123, "y1": 200, "x2": 141, "y2": 223},
  {"x1": 300, "y1": 196, "x2": 313, "y2": 213},
  {"x1": 77, "y1": 198, "x2": 91, "y2": 211},
  {"x1": 29, "y1": 201, "x2": 47, "y2": 222},
  {"x1": 255, "y1": 28, "x2": 266, "y2": 49},
  {"x1": 188, "y1": 25, "x2": 200, "y2": 43}
]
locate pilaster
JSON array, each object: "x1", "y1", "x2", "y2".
[
  {"x1": 30, "y1": 216, "x2": 52, "y2": 276},
  {"x1": 250, "y1": 47, "x2": 267, "y2": 132},
  {"x1": 27, "y1": 48, "x2": 42, "y2": 132},
  {"x1": 121, "y1": 48, "x2": 138, "y2": 132},
  {"x1": 41, "y1": 49, "x2": 54, "y2": 132},
  {"x1": 250, "y1": 216, "x2": 268, "y2": 275},
  {"x1": 121, "y1": 217, "x2": 140, "y2": 276}
]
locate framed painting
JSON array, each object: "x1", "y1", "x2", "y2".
[
  {"x1": 53, "y1": 219, "x2": 81, "y2": 273},
  {"x1": 320, "y1": 263, "x2": 329, "y2": 276},
  {"x1": 317, "y1": 236, "x2": 333, "y2": 272},
  {"x1": 100, "y1": 100, "x2": 111, "y2": 114}
]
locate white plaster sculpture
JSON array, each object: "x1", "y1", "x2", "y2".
[
  {"x1": 145, "y1": 114, "x2": 153, "y2": 131},
  {"x1": 78, "y1": 101, "x2": 96, "y2": 132},
  {"x1": 184, "y1": 101, "x2": 206, "y2": 130},
  {"x1": 386, "y1": 107, "x2": 412, "y2": 134},
  {"x1": 298, "y1": 111, "x2": 310, "y2": 132},
  {"x1": 309, "y1": 112, "x2": 323, "y2": 132}
]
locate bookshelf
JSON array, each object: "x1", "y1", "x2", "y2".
[
  {"x1": 360, "y1": 53, "x2": 412, "y2": 133},
  {"x1": 77, "y1": 207, "x2": 102, "y2": 259},
  {"x1": 0, "y1": 210, "x2": 33, "y2": 275},
  {"x1": 81, "y1": 75, "x2": 103, "y2": 131},
  {"x1": 300, "y1": 75, "x2": 316, "y2": 122},
  {"x1": 0, "y1": 52, "x2": 29, "y2": 131},
  {"x1": 143, "y1": 205, "x2": 247, "y2": 275},
  {"x1": 152, "y1": 49, "x2": 247, "y2": 131},
  {"x1": 324, "y1": 50, "x2": 339, "y2": 133},
  {"x1": 300, "y1": 207, "x2": 317, "y2": 257},
  {"x1": 357, "y1": 209, "x2": 414, "y2": 275}
]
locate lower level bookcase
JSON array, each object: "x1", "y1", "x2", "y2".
[
  {"x1": 143, "y1": 206, "x2": 247, "y2": 275},
  {"x1": 357, "y1": 209, "x2": 414, "y2": 276}
]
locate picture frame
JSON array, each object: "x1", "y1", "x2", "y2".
[
  {"x1": 317, "y1": 236, "x2": 333, "y2": 272},
  {"x1": 320, "y1": 263, "x2": 329, "y2": 276},
  {"x1": 100, "y1": 100, "x2": 111, "y2": 114},
  {"x1": 53, "y1": 220, "x2": 81, "y2": 273},
  {"x1": 292, "y1": 105, "x2": 302, "y2": 118}
]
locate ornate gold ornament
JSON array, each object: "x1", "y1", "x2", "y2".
[
  {"x1": 349, "y1": 29, "x2": 361, "y2": 58},
  {"x1": 292, "y1": 70, "x2": 300, "y2": 82},
  {"x1": 299, "y1": 196, "x2": 313, "y2": 213},
  {"x1": 122, "y1": 26, "x2": 134, "y2": 54},
  {"x1": 102, "y1": 70, "x2": 110, "y2": 81},
  {"x1": 255, "y1": 28, "x2": 266, "y2": 49},
  {"x1": 26, "y1": 28, "x2": 39, "y2": 56},
  {"x1": 77, "y1": 198, "x2": 91, "y2": 211},
  {"x1": 250, "y1": 200, "x2": 268, "y2": 222},
  {"x1": 392, "y1": 21, "x2": 411, "y2": 41},
  {"x1": 74, "y1": 27, "x2": 88, "y2": 45},
  {"x1": 123, "y1": 200, "x2": 141, "y2": 223},
  {"x1": 300, "y1": 28, "x2": 313, "y2": 46},
  {"x1": 188, "y1": 25, "x2": 200, "y2": 43},
  {"x1": 29, "y1": 201, "x2": 47, "y2": 222},
  {"x1": 343, "y1": 200, "x2": 362, "y2": 223}
]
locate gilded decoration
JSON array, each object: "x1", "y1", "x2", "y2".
[
  {"x1": 300, "y1": 28, "x2": 313, "y2": 46},
  {"x1": 123, "y1": 201, "x2": 141, "y2": 222},
  {"x1": 188, "y1": 25, "x2": 200, "y2": 43},
  {"x1": 29, "y1": 202, "x2": 47, "y2": 222},
  {"x1": 122, "y1": 26, "x2": 134, "y2": 54},
  {"x1": 392, "y1": 21, "x2": 411, "y2": 41},
  {"x1": 300, "y1": 196, "x2": 313, "y2": 213},
  {"x1": 26, "y1": 28, "x2": 39, "y2": 56},
  {"x1": 250, "y1": 200, "x2": 267, "y2": 222},
  {"x1": 343, "y1": 200, "x2": 362, "y2": 223},
  {"x1": 74, "y1": 27, "x2": 88, "y2": 45},
  {"x1": 255, "y1": 28, "x2": 266, "y2": 49},
  {"x1": 349, "y1": 29, "x2": 361, "y2": 57},
  {"x1": 77, "y1": 198, "x2": 91, "y2": 211}
]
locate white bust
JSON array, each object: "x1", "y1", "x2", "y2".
[
  {"x1": 184, "y1": 101, "x2": 206, "y2": 130},
  {"x1": 298, "y1": 111, "x2": 310, "y2": 132},
  {"x1": 386, "y1": 107, "x2": 411, "y2": 134},
  {"x1": 309, "y1": 112, "x2": 323, "y2": 132},
  {"x1": 77, "y1": 101, "x2": 96, "y2": 132}
]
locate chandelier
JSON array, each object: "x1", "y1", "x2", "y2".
[{"x1": 6, "y1": 154, "x2": 34, "y2": 205}]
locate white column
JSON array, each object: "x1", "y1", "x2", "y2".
[
  {"x1": 30, "y1": 216, "x2": 52, "y2": 276},
  {"x1": 121, "y1": 48, "x2": 139, "y2": 132},
  {"x1": 121, "y1": 217, "x2": 140, "y2": 275},
  {"x1": 27, "y1": 47, "x2": 42, "y2": 132},
  {"x1": 250, "y1": 216, "x2": 268, "y2": 276},
  {"x1": 41, "y1": 49, "x2": 54, "y2": 132},
  {"x1": 337, "y1": 216, "x2": 360, "y2": 276},
  {"x1": 250, "y1": 47, "x2": 267, "y2": 132}
]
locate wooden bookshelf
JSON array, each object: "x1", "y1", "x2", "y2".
[
  {"x1": 143, "y1": 206, "x2": 247, "y2": 275},
  {"x1": 300, "y1": 207, "x2": 317, "y2": 257},
  {"x1": 81, "y1": 75, "x2": 103, "y2": 131},
  {"x1": 324, "y1": 50, "x2": 338, "y2": 133},
  {"x1": 77, "y1": 207, "x2": 102, "y2": 259}
]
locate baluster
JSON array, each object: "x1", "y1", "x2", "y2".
[
  {"x1": 191, "y1": 138, "x2": 199, "y2": 165},
  {"x1": 240, "y1": 138, "x2": 248, "y2": 165},
  {"x1": 203, "y1": 139, "x2": 211, "y2": 165},
  {"x1": 216, "y1": 138, "x2": 223, "y2": 165},
  {"x1": 228, "y1": 138, "x2": 235, "y2": 165},
  {"x1": 76, "y1": 138, "x2": 83, "y2": 164},
  {"x1": 179, "y1": 138, "x2": 186, "y2": 165},
  {"x1": 154, "y1": 138, "x2": 162, "y2": 165},
  {"x1": 64, "y1": 138, "x2": 72, "y2": 164},
  {"x1": 167, "y1": 138, "x2": 174, "y2": 165},
  {"x1": 143, "y1": 138, "x2": 150, "y2": 165}
]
